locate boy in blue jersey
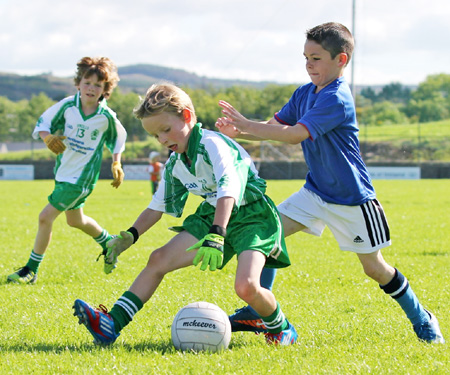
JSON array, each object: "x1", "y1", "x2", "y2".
[
  {"x1": 216, "y1": 22, "x2": 444, "y2": 344},
  {"x1": 7, "y1": 57, "x2": 127, "y2": 284},
  {"x1": 72, "y1": 83, "x2": 297, "y2": 346}
]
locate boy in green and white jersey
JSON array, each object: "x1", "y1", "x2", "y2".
[
  {"x1": 73, "y1": 83, "x2": 297, "y2": 346},
  {"x1": 7, "y1": 57, "x2": 127, "y2": 284}
]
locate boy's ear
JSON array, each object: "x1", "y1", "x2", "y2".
[
  {"x1": 338, "y1": 53, "x2": 348, "y2": 67},
  {"x1": 183, "y1": 108, "x2": 192, "y2": 123}
]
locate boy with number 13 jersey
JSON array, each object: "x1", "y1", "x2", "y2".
[
  {"x1": 7, "y1": 57, "x2": 127, "y2": 285},
  {"x1": 34, "y1": 91, "x2": 126, "y2": 189}
]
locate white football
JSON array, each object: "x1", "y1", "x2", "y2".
[{"x1": 171, "y1": 301, "x2": 231, "y2": 352}]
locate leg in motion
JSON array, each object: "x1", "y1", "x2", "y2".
[
  {"x1": 65, "y1": 208, "x2": 116, "y2": 273},
  {"x1": 73, "y1": 231, "x2": 198, "y2": 344},
  {"x1": 358, "y1": 251, "x2": 444, "y2": 344},
  {"x1": 234, "y1": 250, "x2": 297, "y2": 345},
  {"x1": 7, "y1": 204, "x2": 61, "y2": 284},
  {"x1": 229, "y1": 213, "x2": 306, "y2": 332}
]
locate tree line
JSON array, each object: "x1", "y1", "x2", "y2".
[{"x1": 1, "y1": 73, "x2": 449, "y2": 142}]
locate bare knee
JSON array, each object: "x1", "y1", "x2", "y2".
[
  {"x1": 147, "y1": 247, "x2": 170, "y2": 276},
  {"x1": 148, "y1": 247, "x2": 164, "y2": 267},
  {"x1": 358, "y1": 251, "x2": 396, "y2": 284},
  {"x1": 234, "y1": 278, "x2": 259, "y2": 304},
  {"x1": 361, "y1": 260, "x2": 395, "y2": 284},
  {"x1": 66, "y1": 216, "x2": 82, "y2": 229},
  {"x1": 362, "y1": 262, "x2": 381, "y2": 280},
  {"x1": 38, "y1": 210, "x2": 55, "y2": 228}
]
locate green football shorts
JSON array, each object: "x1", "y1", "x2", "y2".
[
  {"x1": 177, "y1": 195, "x2": 290, "y2": 269},
  {"x1": 48, "y1": 181, "x2": 93, "y2": 211}
]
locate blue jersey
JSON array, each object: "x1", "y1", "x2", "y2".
[{"x1": 275, "y1": 77, "x2": 375, "y2": 205}]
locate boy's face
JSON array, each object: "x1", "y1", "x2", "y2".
[
  {"x1": 142, "y1": 111, "x2": 193, "y2": 154},
  {"x1": 303, "y1": 40, "x2": 347, "y2": 93},
  {"x1": 77, "y1": 74, "x2": 105, "y2": 106}
]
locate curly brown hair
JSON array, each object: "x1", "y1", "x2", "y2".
[{"x1": 73, "y1": 57, "x2": 120, "y2": 99}]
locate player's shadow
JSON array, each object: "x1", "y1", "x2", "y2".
[
  {"x1": 122, "y1": 340, "x2": 175, "y2": 353},
  {"x1": 4, "y1": 340, "x2": 246, "y2": 354},
  {"x1": 3, "y1": 342, "x2": 103, "y2": 353},
  {"x1": 3, "y1": 342, "x2": 171, "y2": 354},
  {"x1": 123, "y1": 339, "x2": 245, "y2": 353}
]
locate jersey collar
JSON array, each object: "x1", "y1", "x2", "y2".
[
  {"x1": 74, "y1": 91, "x2": 108, "y2": 118},
  {"x1": 181, "y1": 123, "x2": 203, "y2": 169}
]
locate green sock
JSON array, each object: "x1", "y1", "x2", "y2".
[
  {"x1": 94, "y1": 229, "x2": 110, "y2": 251},
  {"x1": 109, "y1": 291, "x2": 144, "y2": 334},
  {"x1": 25, "y1": 250, "x2": 44, "y2": 273},
  {"x1": 260, "y1": 302, "x2": 289, "y2": 333}
]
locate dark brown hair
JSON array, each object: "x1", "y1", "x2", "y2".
[{"x1": 306, "y1": 22, "x2": 354, "y2": 65}]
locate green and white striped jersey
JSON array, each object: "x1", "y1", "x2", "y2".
[
  {"x1": 32, "y1": 92, "x2": 127, "y2": 188},
  {"x1": 149, "y1": 123, "x2": 267, "y2": 217}
]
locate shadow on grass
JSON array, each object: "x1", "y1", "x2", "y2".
[
  {"x1": 2, "y1": 342, "x2": 174, "y2": 354},
  {"x1": 420, "y1": 251, "x2": 449, "y2": 257},
  {"x1": 124, "y1": 339, "x2": 246, "y2": 354},
  {"x1": 3, "y1": 339, "x2": 247, "y2": 354}
]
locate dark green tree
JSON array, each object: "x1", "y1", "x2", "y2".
[
  {"x1": 360, "y1": 87, "x2": 378, "y2": 103},
  {"x1": 18, "y1": 93, "x2": 55, "y2": 140},
  {"x1": 107, "y1": 89, "x2": 143, "y2": 140},
  {"x1": 378, "y1": 83, "x2": 411, "y2": 104}
]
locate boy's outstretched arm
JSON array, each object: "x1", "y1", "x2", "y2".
[
  {"x1": 132, "y1": 207, "x2": 164, "y2": 236},
  {"x1": 218, "y1": 100, "x2": 309, "y2": 144},
  {"x1": 106, "y1": 208, "x2": 163, "y2": 261},
  {"x1": 216, "y1": 101, "x2": 262, "y2": 140}
]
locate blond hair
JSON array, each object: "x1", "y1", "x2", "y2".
[{"x1": 134, "y1": 83, "x2": 197, "y2": 123}]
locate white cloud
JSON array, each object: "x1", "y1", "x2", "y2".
[{"x1": 0, "y1": 0, "x2": 449, "y2": 85}]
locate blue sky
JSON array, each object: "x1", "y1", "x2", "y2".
[{"x1": 1, "y1": 0, "x2": 449, "y2": 86}]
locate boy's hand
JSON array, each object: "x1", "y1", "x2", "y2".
[
  {"x1": 106, "y1": 231, "x2": 134, "y2": 261},
  {"x1": 186, "y1": 233, "x2": 224, "y2": 271},
  {"x1": 218, "y1": 100, "x2": 249, "y2": 131},
  {"x1": 111, "y1": 161, "x2": 124, "y2": 188},
  {"x1": 215, "y1": 117, "x2": 241, "y2": 138},
  {"x1": 44, "y1": 134, "x2": 67, "y2": 154}
]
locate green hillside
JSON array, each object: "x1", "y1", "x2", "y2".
[
  {"x1": 0, "y1": 73, "x2": 73, "y2": 101},
  {"x1": 0, "y1": 64, "x2": 277, "y2": 101}
]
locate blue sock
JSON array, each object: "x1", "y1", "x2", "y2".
[
  {"x1": 380, "y1": 268, "x2": 428, "y2": 326},
  {"x1": 260, "y1": 267, "x2": 277, "y2": 290},
  {"x1": 248, "y1": 267, "x2": 277, "y2": 315}
]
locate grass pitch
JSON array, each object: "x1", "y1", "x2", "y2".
[{"x1": 1, "y1": 179, "x2": 449, "y2": 374}]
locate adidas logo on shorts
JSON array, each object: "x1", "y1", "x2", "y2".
[{"x1": 353, "y1": 236, "x2": 364, "y2": 243}]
